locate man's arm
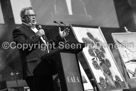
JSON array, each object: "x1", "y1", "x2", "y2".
[
  {"x1": 13, "y1": 29, "x2": 41, "y2": 51},
  {"x1": 13, "y1": 29, "x2": 40, "y2": 44}
]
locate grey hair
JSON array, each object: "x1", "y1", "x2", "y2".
[{"x1": 20, "y1": 7, "x2": 33, "y2": 18}]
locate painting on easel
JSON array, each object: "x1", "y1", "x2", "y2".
[
  {"x1": 71, "y1": 25, "x2": 129, "y2": 91},
  {"x1": 112, "y1": 32, "x2": 136, "y2": 79}
]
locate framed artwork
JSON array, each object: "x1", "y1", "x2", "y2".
[
  {"x1": 78, "y1": 62, "x2": 93, "y2": 91},
  {"x1": 71, "y1": 25, "x2": 129, "y2": 91},
  {"x1": 112, "y1": 32, "x2": 136, "y2": 79}
]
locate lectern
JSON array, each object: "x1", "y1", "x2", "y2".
[{"x1": 43, "y1": 42, "x2": 85, "y2": 91}]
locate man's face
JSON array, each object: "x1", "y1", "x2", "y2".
[{"x1": 25, "y1": 9, "x2": 37, "y2": 25}]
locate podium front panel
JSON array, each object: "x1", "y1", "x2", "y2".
[{"x1": 60, "y1": 52, "x2": 84, "y2": 91}]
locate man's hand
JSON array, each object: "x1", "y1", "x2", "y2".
[
  {"x1": 59, "y1": 27, "x2": 69, "y2": 38},
  {"x1": 36, "y1": 29, "x2": 45, "y2": 37}
]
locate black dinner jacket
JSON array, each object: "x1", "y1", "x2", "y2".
[{"x1": 13, "y1": 24, "x2": 63, "y2": 78}]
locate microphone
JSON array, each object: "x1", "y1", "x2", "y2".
[
  {"x1": 60, "y1": 21, "x2": 70, "y2": 31},
  {"x1": 54, "y1": 21, "x2": 69, "y2": 30},
  {"x1": 60, "y1": 21, "x2": 66, "y2": 26},
  {"x1": 54, "y1": 21, "x2": 62, "y2": 26},
  {"x1": 60, "y1": 21, "x2": 68, "y2": 30},
  {"x1": 37, "y1": 25, "x2": 49, "y2": 53},
  {"x1": 36, "y1": 25, "x2": 42, "y2": 30},
  {"x1": 54, "y1": 21, "x2": 66, "y2": 32},
  {"x1": 38, "y1": 25, "x2": 46, "y2": 40}
]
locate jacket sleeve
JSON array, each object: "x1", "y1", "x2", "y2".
[{"x1": 13, "y1": 29, "x2": 41, "y2": 51}]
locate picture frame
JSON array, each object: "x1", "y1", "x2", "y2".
[
  {"x1": 78, "y1": 61, "x2": 93, "y2": 91},
  {"x1": 112, "y1": 32, "x2": 136, "y2": 79},
  {"x1": 71, "y1": 25, "x2": 129, "y2": 91}
]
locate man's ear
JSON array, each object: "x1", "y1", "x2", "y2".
[
  {"x1": 22, "y1": 16, "x2": 29, "y2": 23},
  {"x1": 21, "y1": 16, "x2": 26, "y2": 22}
]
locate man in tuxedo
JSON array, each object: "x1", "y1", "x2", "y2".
[{"x1": 12, "y1": 7, "x2": 68, "y2": 91}]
